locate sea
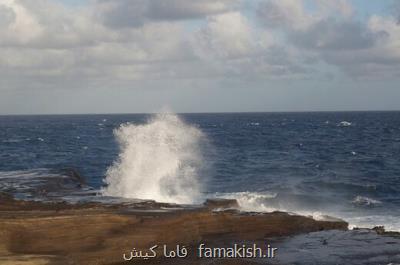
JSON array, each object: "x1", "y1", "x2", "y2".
[{"x1": 1, "y1": 111, "x2": 399, "y2": 231}]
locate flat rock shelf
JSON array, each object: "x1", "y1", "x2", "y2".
[{"x1": 1, "y1": 194, "x2": 398, "y2": 265}]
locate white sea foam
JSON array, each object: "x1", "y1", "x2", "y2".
[
  {"x1": 249, "y1": 122, "x2": 260, "y2": 126},
  {"x1": 213, "y1": 191, "x2": 278, "y2": 212},
  {"x1": 352, "y1": 195, "x2": 382, "y2": 207},
  {"x1": 346, "y1": 215, "x2": 400, "y2": 232},
  {"x1": 215, "y1": 192, "x2": 334, "y2": 221},
  {"x1": 338, "y1": 121, "x2": 352, "y2": 127},
  {"x1": 213, "y1": 192, "x2": 400, "y2": 231},
  {"x1": 103, "y1": 113, "x2": 208, "y2": 204}
]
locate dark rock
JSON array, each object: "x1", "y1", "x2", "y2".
[
  {"x1": 204, "y1": 198, "x2": 240, "y2": 210},
  {"x1": 61, "y1": 168, "x2": 86, "y2": 185},
  {"x1": 372, "y1": 226, "x2": 400, "y2": 238}
]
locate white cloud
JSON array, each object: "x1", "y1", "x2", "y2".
[
  {"x1": 0, "y1": 0, "x2": 43, "y2": 45},
  {"x1": 94, "y1": 0, "x2": 239, "y2": 28},
  {"x1": 147, "y1": 0, "x2": 240, "y2": 21},
  {"x1": 257, "y1": 0, "x2": 315, "y2": 30},
  {"x1": 193, "y1": 11, "x2": 311, "y2": 79},
  {"x1": 0, "y1": 4, "x2": 15, "y2": 27},
  {"x1": 0, "y1": 0, "x2": 107, "y2": 48},
  {"x1": 315, "y1": 0, "x2": 353, "y2": 18},
  {"x1": 290, "y1": 18, "x2": 387, "y2": 51},
  {"x1": 0, "y1": 0, "x2": 399, "y2": 99},
  {"x1": 256, "y1": 0, "x2": 400, "y2": 78},
  {"x1": 194, "y1": 12, "x2": 256, "y2": 59}
]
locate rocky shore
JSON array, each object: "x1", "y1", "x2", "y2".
[{"x1": 0, "y1": 193, "x2": 351, "y2": 265}]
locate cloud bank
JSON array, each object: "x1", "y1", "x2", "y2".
[{"x1": 0, "y1": 0, "x2": 399, "y2": 113}]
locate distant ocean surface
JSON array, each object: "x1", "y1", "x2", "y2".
[{"x1": 1, "y1": 112, "x2": 400, "y2": 231}]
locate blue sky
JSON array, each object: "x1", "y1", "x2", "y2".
[{"x1": 0, "y1": 0, "x2": 399, "y2": 114}]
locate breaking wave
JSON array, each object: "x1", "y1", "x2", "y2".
[{"x1": 103, "y1": 113, "x2": 208, "y2": 204}]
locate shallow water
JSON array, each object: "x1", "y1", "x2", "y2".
[{"x1": 0, "y1": 112, "x2": 399, "y2": 231}]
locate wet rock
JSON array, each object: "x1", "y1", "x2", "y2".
[
  {"x1": 61, "y1": 168, "x2": 87, "y2": 186},
  {"x1": 204, "y1": 198, "x2": 239, "y2": 210},
  {"x1": 372, "y1": 226, "x2": 400, "y2": 238}
]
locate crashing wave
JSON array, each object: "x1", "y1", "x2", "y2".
[{"x1": 103, "y1": 113, "x2": 209, "y2": 204}]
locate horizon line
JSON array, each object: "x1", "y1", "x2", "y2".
[{"x1": 1, "y1": 109, "x2": 400, "y2": 116}]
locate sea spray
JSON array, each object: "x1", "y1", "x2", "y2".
[{"x1": 103, "y1": 113, "x2": 208, "y2": 204}]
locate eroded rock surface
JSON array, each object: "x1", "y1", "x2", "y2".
[{"x1": 0, "y1": 193, "x2": 348, "y2": 264}]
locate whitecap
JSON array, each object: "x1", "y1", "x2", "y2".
[
  {"x1": 338, "y1": 121, "x2": 352, "y2": 127},
  {"x1": 248, "y1": 122, "x2": 260, "y2": 126},
  {"x1": 352, "y1": 196, "x2": 382, "y2": 207}
]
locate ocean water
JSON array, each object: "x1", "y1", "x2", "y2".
[{"x1": 1, "y1": 112, "x2": 399, "y2": 231}]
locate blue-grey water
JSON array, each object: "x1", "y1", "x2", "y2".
[{"x1": 1, "y1": 112, "x2": 399, "y2": 231}]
